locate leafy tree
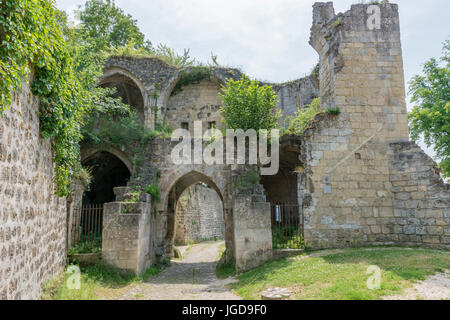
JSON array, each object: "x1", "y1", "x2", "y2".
[
  {"x1": 408, "y1": 39, "x2": 450, "y2": 178},
  {"x1": 76, "y1": 0, "x2": 152, "y2": 52},
  {"x1": 75, "y1": 0, "x2": 195, "y2": 67},
  {"x1": 219, "y1": 75, "x2": 280, "y2": 131}
]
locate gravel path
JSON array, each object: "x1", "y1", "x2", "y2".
[
  {"x1": 383, "y1": 270, "x2": 450, "y2": 300},
  {"x1": 119, "y1": 241, "x2": 240, "y2": 300}
]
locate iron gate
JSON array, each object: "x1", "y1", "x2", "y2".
[
  {"x1": 271, "y1": 202, "x2": 304, "y2": 249},
  {"x1": 70, "y1": 204, "x2": 103, "y2": 253}
]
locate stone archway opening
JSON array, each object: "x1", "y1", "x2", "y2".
[
  {"x1": 260, "y1": 139, "x2": 304, "y2": 249},
  {"x1": 100, "y1": 72, "x2": 145, "y2": 123},
  {"x1": 82, "y1": 151, "x2": 131, "y2": 205},
  {"x1": 174, "y1": 182, "x2": 225, "y2": 246},
  {"x1": 164, "y1": 171, "x2": 228, "y2": 258}
]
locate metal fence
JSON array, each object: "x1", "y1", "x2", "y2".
[
  {"x1": 70, "y1": 204, "x2": 103, "y2": 253},
  {"x1": 271, "y1": 202, "x2": 304, "y2": 249}
]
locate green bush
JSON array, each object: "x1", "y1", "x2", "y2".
[{"x1": 219, "y1": 75, "x2": 280, "y2": 131}]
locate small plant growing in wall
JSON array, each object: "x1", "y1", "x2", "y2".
[
  {"x1": 327, "y1": 106, "x2": 341, "y2": 115},
  {"x1": 144, "y1": 183, "x2": 161, "y2": 203},
  {"x1": 331, "y1": 19, "x2": 343, "y2": 28}
]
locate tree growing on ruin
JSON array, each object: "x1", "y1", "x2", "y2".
[
  {"x1": 408, "y1": 39, "x2": 450, "y2": 178},
  {"x1": 219, "y1": 75, "x2": 280, "y2": 131}
]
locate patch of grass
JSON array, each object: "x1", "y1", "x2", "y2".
[
  {"x1": 272, "y1": 225, "x2": 305, "y2": 250},
  {"x1": 68, "y1": 233, "x2": 102, "y2": 254},
  {"x1": 43, "y1": 263, "x2": 165, "y2": 300},
  {"x1": 230, "y1": 247, "x2": 450, "y2": 300},
  {"x1": 216, "y1": 243, "x2": 236, "y2": 279}
]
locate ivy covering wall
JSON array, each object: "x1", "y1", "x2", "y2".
[{"x1": 0, "y1": 0, "x2": 93, "y2": 196}]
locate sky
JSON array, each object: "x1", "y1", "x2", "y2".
[{"x1": 56, "y1": 0, "x2": 449, "y2": 159}]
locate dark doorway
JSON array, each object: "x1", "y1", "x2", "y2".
[{"x1": 82, "y1": 151, "x2": 131, "y2": 205}]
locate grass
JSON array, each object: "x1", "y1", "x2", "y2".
[
  {"x1": 68, "y1": 234, "x2": 102, "y2": 254},
  {"x1": 272, "y1": 226, "x2": 305, "y2": 250},
  {"x1": 216, "y1": 243, "x2": 236, "y2": 279},
  {"x1": 42, "y1": 262, "x2": 165, "y2": 300},
  {"x1": 230, "y1": 247, "x2": 450, "y2": 300}
]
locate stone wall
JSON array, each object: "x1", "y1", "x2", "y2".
[
  {"x1": 174, "y1": 184, "x2": 225, "y2": 245},
  {"x1": 166, "y1": 79, "x2": 224, "y2": 134},
  {"x1": 299, "y1": 2, "x2": 449, "y2": 249},
  {"x1": 0, "y1": 78, "x2": 67, "y2": 299}
]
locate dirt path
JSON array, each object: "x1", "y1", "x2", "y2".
[
  {"x1": 383, "y1": 270, "x2": 450, "y2": 300},
  {"x1": 119, "y1": 241, "x2": 240, "y2": 300}
]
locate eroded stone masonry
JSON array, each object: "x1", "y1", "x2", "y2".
[
  {"x1": 0, "y1": 2, "x2": 449, "y2": 300},
  {"x1": 0, "y1": 77, "x2": 67, "y2": 300}
]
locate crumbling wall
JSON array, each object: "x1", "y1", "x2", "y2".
[
  {"x1": 301, "y1": 2, "x2": 449, "y2": 249},
  {"x1": 0, "y1": 78, "x2": 67, "y2": 299},
  {"x1": 174, "y1": 184, "x2": 225, "y2": 244},
  {"x1": 269, "y1": 75, "x2": 320, "y2": 124},
  {"x1": 388, "y1": 142, "x2": 449, "y2": 248}
]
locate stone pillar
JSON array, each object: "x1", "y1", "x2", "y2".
[
  {"x1": 102, "y1": 199, "x2": 153, "y2": 274},
  {"x1": 232, "y1": 166, "x2": 272, "y2": 272}
]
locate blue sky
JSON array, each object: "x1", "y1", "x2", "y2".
[{"x1": 56, "y1": 0, "x2": 449, "y2": 159}]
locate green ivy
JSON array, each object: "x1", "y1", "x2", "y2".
[{"x1": 0, "y1": 0, "x2": 94, "y2": 196}]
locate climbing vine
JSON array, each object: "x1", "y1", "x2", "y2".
[{"x1": 0, "y1": 0, "x2": 91, "y2": 196}]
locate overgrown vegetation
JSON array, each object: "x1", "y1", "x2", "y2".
[
  {"x1": 82, "y1": 109, "x2": 157, "y2": 149},
  {"x1": 0, "y1": 0, "x2": 95, "y2": 196},
  {"x1": 272, "y1": 226, "x2": 305, "y2": 250},
  {"x1": 230, "y1": 247, "x2": 450, "y2": 300},
  {"x1": 143, "y1": 183, "x2": 161, "y2": 203},
  {"x1": 408, "y1": 39, "x2": 450, "y2": 178},
  {"x1": 171, "y1": 66, "x2": 211, "y2": 96},
  {"x1": 0, "y1": 0, "x2": 191, "y2": 196},
  {"x1": 68, "y1": 233, "x2": 102, "y2": 254},
  {"x1": 284, "y1": 97, "x2": 322, "y2": 136},
  {"x1": 219, "y1": 75, "x2": 281, "y2": 131},
  {"x1": 42, "y1": 262, "x2": 165, "y2": 300}
]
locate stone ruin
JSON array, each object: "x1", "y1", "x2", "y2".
[{"x1": 0, "y1": 2, "x2": 449, "y2": 299}]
